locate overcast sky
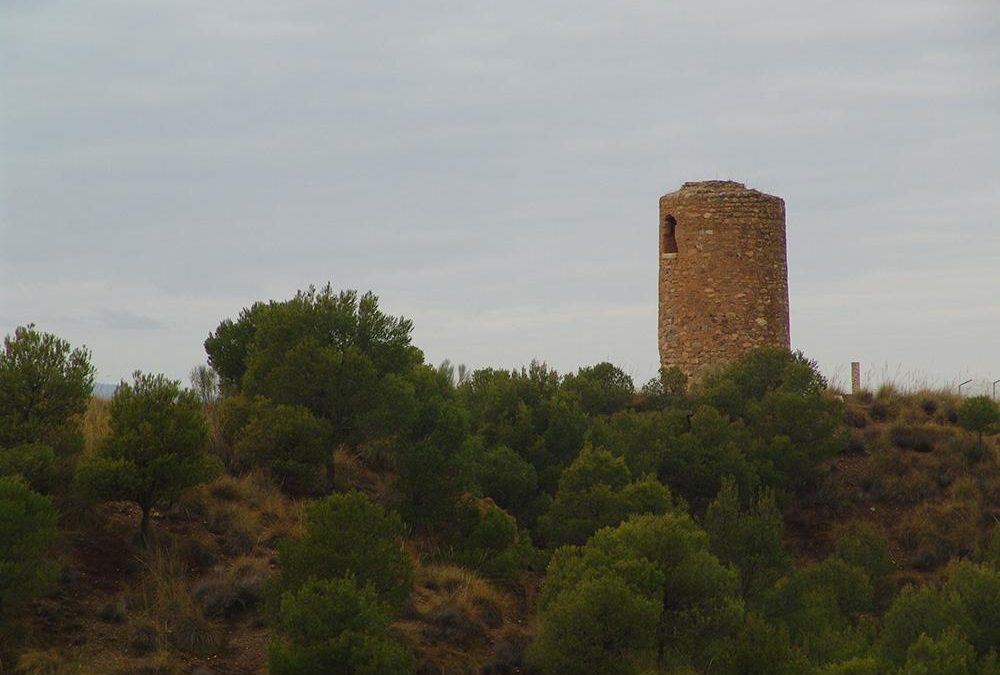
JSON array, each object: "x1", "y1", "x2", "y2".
[{"x1": 2, "y1": 0, "x2": 998, "y2": 394}]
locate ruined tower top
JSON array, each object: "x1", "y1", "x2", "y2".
[
  {"x1": 657, "y1": 180, "x2": 790, "y2": 382},
  {"x1": 664, "y1": 180, "x2": 784, "y2": 202}
]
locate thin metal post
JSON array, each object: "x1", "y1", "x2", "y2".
[
  {"x1": 993, "y1": 379, "x2": 1000, "y2": 399},
  {"x1": 958, "y1": 379, "x2": 973, "y2": 396}
]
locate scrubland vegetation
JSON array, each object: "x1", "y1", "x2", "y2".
[{"x1": 1, "y1": 284, "x2": 999, "y2": 675}]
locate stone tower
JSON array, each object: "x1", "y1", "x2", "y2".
[{"x1": 658, "y1": 180, "x2": 790, "y2": 381}]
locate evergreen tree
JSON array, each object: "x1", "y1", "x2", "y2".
[{"x1": 76, "y1": 371, "x2": 219, "y2": 540}]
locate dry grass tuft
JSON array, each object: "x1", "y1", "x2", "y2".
[
  {"x1": 334, "y1": 447, "x2": 394, "y2": 499},
  {"x1": 409, "y1": 564, "x2": 513, "y2": 625},
  {"x1": 191, "y1": 555, "x2": 271, "y2": 619},
  {"x1": 395, "y1": 563, "x2": 518, "y2": 672},
  {"x1": 127, "y1": 546, "x2": 224, "y2": 657},
  {"x1": 177, "y1": 472, "x2": 304, "y2": 548}
]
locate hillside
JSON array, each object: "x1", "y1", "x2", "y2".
[
  {"x1": 2, "y1": 296, "x2": 999, "y2": 675},
  {"x1": 1, "y1": 385, "x2": 995, "y2": 675}
]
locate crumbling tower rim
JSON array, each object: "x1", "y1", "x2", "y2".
[{"x1": 659, "y1": 180, "x2": 784, "y2": 205}]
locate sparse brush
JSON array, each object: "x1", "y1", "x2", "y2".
[
  {"x1": 126, "y1": 618, "x2": 161, "y2": 656},
  {"x1": 949, "y1": 475, "x2": 981, "y2": 503},
  {"x1": 175, "y1": 472, "x2": 302, "y2": 553},
  {"x1": 888, "y1": 423, "x2": 948, "y2": 453},
  {"x1": 127, "y1": 545, "x2": 224, "y2": 656},
  {"x1": 334, "y1": 448, "x2": 371, "y2": 491},
  {"x1": 217, "y1": 507, "x2": 258, "y2": 557},
  {"x1": 191, "y1": 555, "x2": 271, "y2": 618},
  {"x1": 844, "y1": 428, "x2": 870, "y2": 455},
  {"x1": 178, "y1": 529, "x2": 218, "y2": 569},
  {"x1": 96, "y1": 596, "x2": 129, "y2": 624},
  {"x1": 14, "y1": 649, "x2": 79, "y2": 675},
  {"x1": 120, "y1": 650, "x2": 181, "y2": 675},
  {"x1": 897, "y1": 498, "x2": 982, "y2": 570},
  {"x1": 207, "y1": 474, "x2": 250, "y2": 502},
  {"x1": 405, "y1": 564, "x2": 514, "y2": 635},
  {"x1": 875, "y1": 382, "x2": 902, "y2": 402},
  {"x1": 843, "y1": 405, "x2": 869, "y2": 429},
  {"x1": 357, "y1": 438, "x2": 400, "y2": 473},
  {"x1": 869, "y1": 399, "x2": 893, "y2": 423}
]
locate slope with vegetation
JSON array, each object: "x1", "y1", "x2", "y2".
[{"x1": 0, "y1": 284, "x2": 998, "y2": 675}]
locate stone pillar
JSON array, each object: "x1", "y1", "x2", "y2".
[{"x1": 851, "y1": 362, "x2": 861, "y2": 395}]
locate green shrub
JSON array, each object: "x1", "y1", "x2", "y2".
[
  {"x1": 473, "y1": 445, "x2": 538, "y2": 518},
  {"x1": 588, "y1": 408, "x2": 689, "y2": 477},
  {"x1": 732, "y1": 613, "x2": 808, "y2": 675},
  {"x1": 706, "y1": 477, "x2": 788, "y2": 601},
  {"x1": 561, "y1": 362, "x2": 634, "y2": 416},
  {"x1": 272, "y1": 492, "x2": 413, "y2": 610},
  {"x1": 269, "y1": 576, "x2": 415, "y2": 675},
  {"x1": 897, "y1": 500, "x2": 980, "y2": 570},
  {"x1": 888, "y1": 424, "x2": 943, "y2": 453},
  {"x1": 539, "y1": 513, "x2": 742, "y2": 672},
  {"x1": 235, "y1": 402, "x2": 332, "y2": 496},
  {"x1": 206, "y1": 285, "x2": 423, "y2": 447},
  {"x1": 530, "y1": 575, "x2": 660, "y2": 675},
  {"x1": 880, "y1": 585, "x2": 968, "y2": 665},
  {"x1": 450, "y1": 500, "x2": 536, "y2": 582},
  {"x1": 764, "y1": 558, "x2": 874, "y2": 664},
  {"x1": 0, "y1": 325, "x2": 94, "y2": 451},
  {"x1": 0, "y1": 475, "x2": 59, "y2": 614},
  {"x1": 76, "y1": 372, "x2": 221, "y2": 540},
  {"x1": 539, "y1": 447, "x2": 676, "y2": 547},
  {"x1": 0, "y1": 443, "x2": 56, "y2": 492},
  {"x1": 458, "y1": 363, "x2": 587, "y2": 492},
  {"x1": 833, "y1": 521, "x2": 897, "y2": 607},
  {"x1": 898, "y1": 628, "x2": 976, "y2": 675},
  {"x1": 958, "y1": 396, "x2": 999, "y2": 450},
  {"x1": 393, "y1": 442, "x2": 466, "y2": 531},
  {"x1": 814, "y1": 657, "x2": 882, "y2": 674}
]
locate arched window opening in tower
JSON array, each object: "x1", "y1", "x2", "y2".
[{"x1": 663, "y1": 215, "x2": 678, "y2": 254}]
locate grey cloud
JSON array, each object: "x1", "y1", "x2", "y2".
[
  {"x1": 94, "y1": 309, "x2": 166, "y2": 331},
  {"x1": 2, "y1": 0, "x2": 998, "y2": 384}
]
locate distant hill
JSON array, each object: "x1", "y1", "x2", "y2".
[{"x1": 92, "y1": 382, "x2": 118, "y2": 399}]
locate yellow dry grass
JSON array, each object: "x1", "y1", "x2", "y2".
[
  {"x1": 179, "y1": 471, "x2": 305, "y2": 548},
  {"x1": 128, "y1": 544, "x2": 223, "y2": 656},
  {"x1": 81, "y1": 397, "x2": 110, "y2": 456},
  {"x1": 394, "y1": 562, "x2": 518, "y2": 672},
  {"x1": 409, "y1": 563, "x2": 514, "y2": 622}
]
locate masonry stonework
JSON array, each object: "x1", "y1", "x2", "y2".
[{"x1": 658, "y1": 180, "x2": 790, "y2": 382}]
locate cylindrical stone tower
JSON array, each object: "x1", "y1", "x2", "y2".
[{"x1": 658, "y1": 180, "x2": 790, "y2": 381}]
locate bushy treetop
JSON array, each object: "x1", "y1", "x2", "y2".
[
  {"x1": 205, "y1": 285, "x2": 423, "y2": 446},
  {"x1": 206, "y1": 285, "x2": 420, "y2": 388},
  {"x1": 957, "y1": 395, "x2": 999, "y2": 447},
  {"x1": 0, "y1": 324, "x2": 94, "y2": 449},
  {"x1": 75, "y1": 371, "x2": 219, "y2": 539},
  {"x1": 562, "y1": 362, "x2": 635, "y2": 417},
  {"x1": 274, "y1": 491, "x2": 414, "y2": 610},
  {"x1": 269, "y1": 576, "x2": 415, "y2": 675}
]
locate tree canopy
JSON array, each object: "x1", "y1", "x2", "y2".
[
  {"x1": 0, "y1": 324, "x2": 94, "y2": 451},
  {"x1": 205, "y1": 285, "x2": 423, "y2": 447},
  {"x1": 272, "y1": 491, "x2": 414, "y2": 610},
  {"x1": 534, "y1": 512, "x2": 742, "y2": 673},
  {"x1": 75, "y1": 371, "x2": 219, "y2": 539},
  {"x1": 269, "y1": 576, "x2": 415, "y2": 675}
]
